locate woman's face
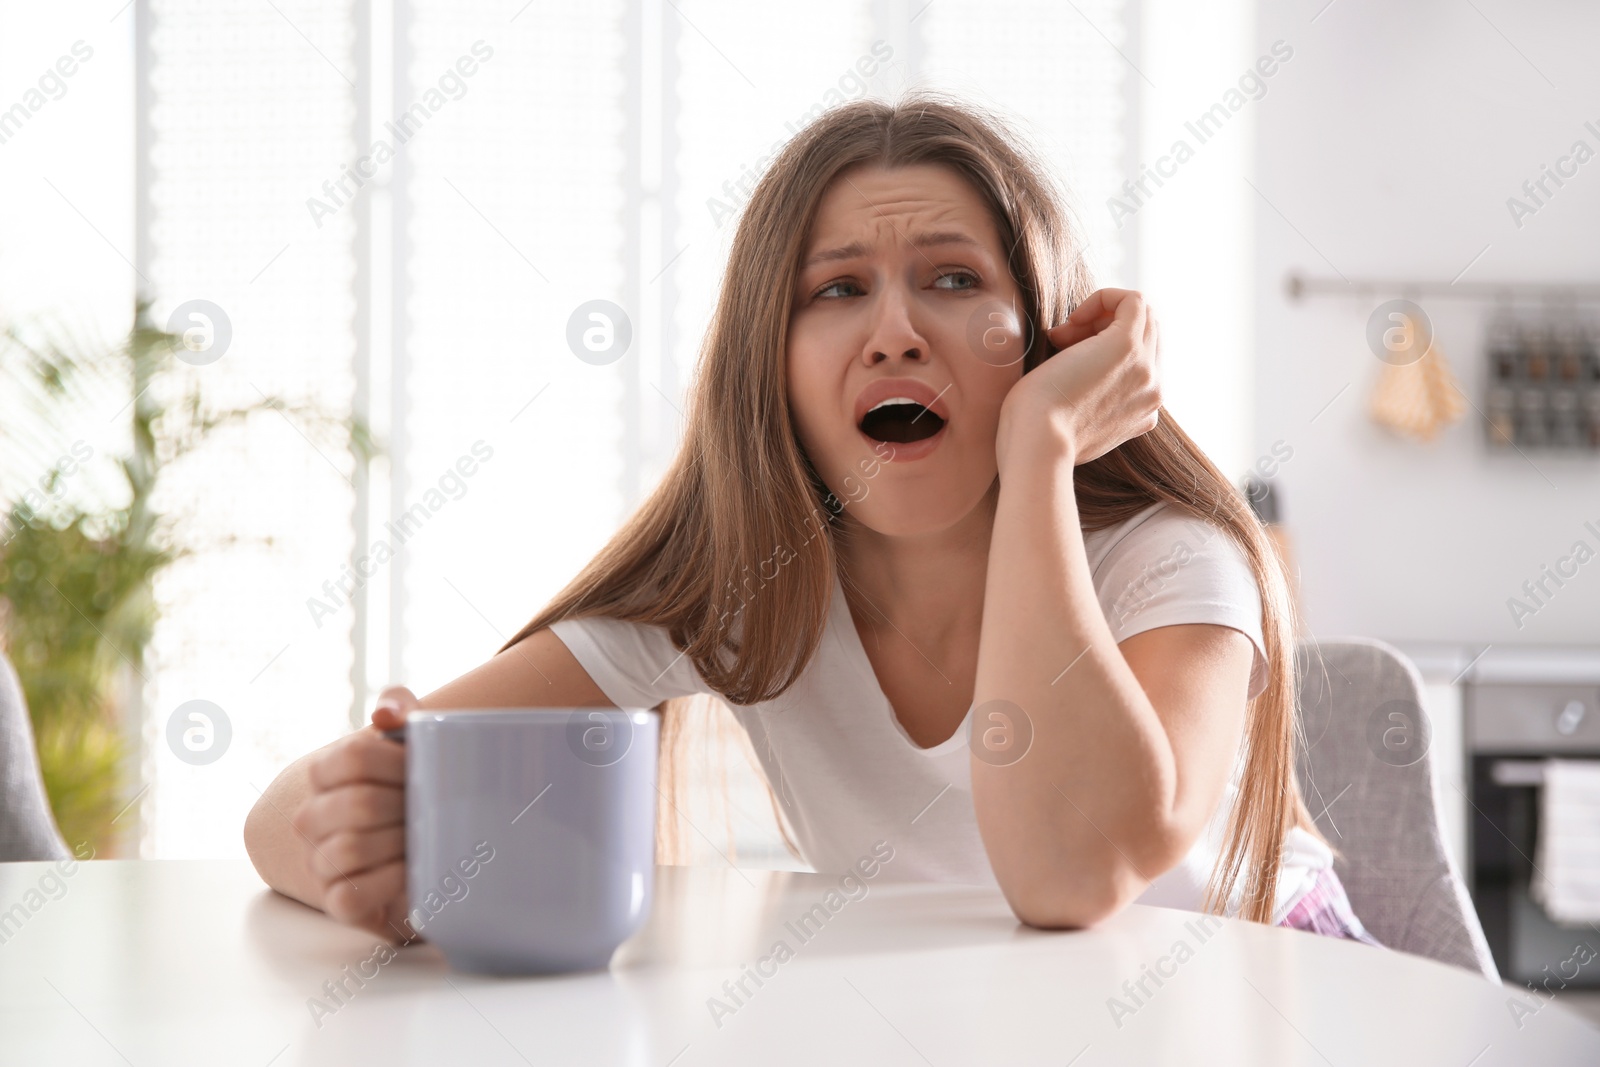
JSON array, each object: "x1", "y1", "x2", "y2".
[{"x1": 786, "y1": 162, "x2": 1030, "y2": 539}]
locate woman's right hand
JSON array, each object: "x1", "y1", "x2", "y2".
[{"x1": 290, "y1": 685, "x2": 417, "y2": 943}]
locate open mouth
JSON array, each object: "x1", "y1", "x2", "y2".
[{"x1": 858, "y1": 400, "x2": 946, "y2": 444}]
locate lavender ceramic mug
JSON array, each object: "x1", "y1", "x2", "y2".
[{"x1": 397, "y1": 708, "x2": 658, "y2": 975}]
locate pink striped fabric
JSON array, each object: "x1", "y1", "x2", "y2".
[{"x1": 1276, "y1": 866, "x2": 1385, "y2": 947}]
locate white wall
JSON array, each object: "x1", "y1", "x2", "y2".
[
  {"x1": 1252, "y1": 0, "x2": 1600, "y2": 647},
  {"x1": 1137, "y1": 0, "x2": 1256, "y2": 480}
]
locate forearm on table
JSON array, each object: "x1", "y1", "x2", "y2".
[
  {"x1": 243, "y1": 753, "x2": 326, "y2": 911},
  {"x1": 971, "y1": 443, "x2": 1182, "y2": 927}
]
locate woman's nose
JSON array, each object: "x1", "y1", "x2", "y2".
[{"x1": 861, "y1": 285, "x2": 927, "y2": 366}]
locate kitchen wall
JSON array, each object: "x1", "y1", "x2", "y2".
[
  {"x1": 1135, "y1": 0, "x2": 1256, "y2": 482},
  {"x1": 1251, "y1": 0, "x2": 1600, "y2": 648}
]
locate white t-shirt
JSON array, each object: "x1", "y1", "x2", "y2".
[{"x1": 549, "y1": 501, "x2": 1332, "y2": 924}]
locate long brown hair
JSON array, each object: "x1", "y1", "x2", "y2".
[{"x1": 501, "y1": 89, "x2": 1328, "y2": 924}]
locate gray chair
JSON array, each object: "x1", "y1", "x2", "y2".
[
  {"x1": 0, "y1": 648, "x2": 69, "y2": 862},
  {"x1": 1295, "y1": 638, "x2": 1499, "y2": 981}
]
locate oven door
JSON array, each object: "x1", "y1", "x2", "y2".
[{"x1": 1467, "y1": 682, "x2": 1600, "y2": 989}]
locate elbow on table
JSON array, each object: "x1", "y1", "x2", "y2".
[
  {"x1": 1008, "y1": 869, "x2": 1141, "y2": 931},
  {"x1": 1006, "y1": 840, "x2": 1178, "y2": 930},
  {"x1": 1011, "y1": 893, "x2": 1111, "y2": 931}
]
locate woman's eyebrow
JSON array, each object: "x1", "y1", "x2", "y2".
[{"x1": 801, "y1": 231, "x2": 984, "y2": 270}]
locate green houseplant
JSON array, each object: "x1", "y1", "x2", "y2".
[{"x1": 0, "y1": 300, "x2": 372, "y2": 854}]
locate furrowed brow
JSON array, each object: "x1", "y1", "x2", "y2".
[{"x1": 801, "y1": 230, "x2": 983, "y2": 270}]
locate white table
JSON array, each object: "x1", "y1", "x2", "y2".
[{"x1": 1, "y1": 860, "x2": 1595, "y2": 1065}]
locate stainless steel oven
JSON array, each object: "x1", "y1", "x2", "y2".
[{"x1": 1466, "y1": 678, "x2": 1600, "y2": 987}]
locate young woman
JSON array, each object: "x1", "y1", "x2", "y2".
[{"x1": 244, "y1": 91, "x2": 1381, "y2": 949}]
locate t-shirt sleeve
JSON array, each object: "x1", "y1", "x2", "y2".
[
  {"x1": 1092, "y1": 507, "x2": 1270, "y2": 700},
  {"x1": 546, "y1": 615, "x2": 712, "y2": 709}
]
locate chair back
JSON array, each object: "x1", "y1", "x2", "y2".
[
  {"x1": 0, "y1": 650, "x2": 70, "y2": 862},
  {"x1": 1295, "y1": 638, "x2": 1498, "y2": 980}
]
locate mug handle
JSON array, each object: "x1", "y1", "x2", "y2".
[{"x1": 381, "y1": 725, "x2": 406, "y2": 744}]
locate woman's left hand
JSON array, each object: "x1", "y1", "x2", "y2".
[{"x1": 995, "y1": 287, "x2": 1162, "y2": 475}]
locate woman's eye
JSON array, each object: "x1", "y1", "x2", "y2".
[
  {"x1": 935, "y1": 270, "x2": 979, "y2": 290},
  {"x1": 813, "y1": 270, "x2": 978, "y2": 300},
  {"x1": 816, "y1": 280, "x2": 861, "y2": 299}
]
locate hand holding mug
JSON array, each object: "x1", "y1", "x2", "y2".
[{"x1": 291, "y1": 685, "x2": 418, "y2": 943}]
